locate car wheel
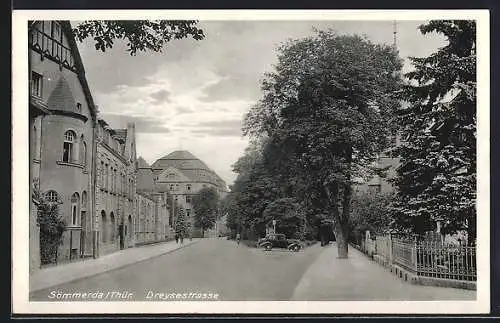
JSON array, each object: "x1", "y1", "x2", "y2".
[
  {"x1": 293, "y1": 245, "x2": 301, "y2": 252},
  {"x1": 265, "y1": 244, "x2": 272, "y2": 251}
]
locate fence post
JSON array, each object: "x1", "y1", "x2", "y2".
[
  {"x1": 389, "y1": 233, "x2": 393, "y2": 265},
  {"x1": 412, "y1": 239, "x2": 418, "y2": 274}
]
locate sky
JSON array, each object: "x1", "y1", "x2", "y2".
[{"x1": 75, "y1": 20, "x2": 447, "y2": 186}]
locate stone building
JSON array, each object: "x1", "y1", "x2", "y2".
[
  {"x1": 150, "y1": 150, "x2": 228, "y2": 237},
  {"x1": 135, "y1": 157, "x2": 169, "y2": 244},
  {"x1": 29, "y1": 20, "x2": 98, "y2": 264},
  {"x1": 95, "y1": 120, "x2": 137, "y2": 256}
]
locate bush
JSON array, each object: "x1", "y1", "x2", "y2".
[{"x1": 36, "y1": 195, "x2": 66, "y2": 265}]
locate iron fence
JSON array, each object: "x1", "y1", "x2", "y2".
[
  {"x1": 392, "y1": 238, "x2": 416, "y2": 271},
  {"x1": 416, "y1": 241, "x2": 477, "y2": 281}
]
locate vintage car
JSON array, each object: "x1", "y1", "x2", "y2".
[{"x1": 258, "y1": 233, "x2": 303, "y2": 251}]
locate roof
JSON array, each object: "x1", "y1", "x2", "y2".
[
  {"x1": 47, "y1": 76, "x2": 76, "y2": 112},
  {"x1": 114, "y1": 129, "x2": 127, "y2": 142},
  {"x1": 151, "y1": 150, "x2": 227, "y2": 190},
  {"x1": 137, "y1": 156, "x2": 151, "y2": 169},
  {"x1": 152, "y1": 150, "x2": 211, "y2": 171}
]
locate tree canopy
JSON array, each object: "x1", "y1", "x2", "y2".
[
  {"x1": 192, "y1": 186, "x2": 219, "y2": 237},
  {"x1": 241, "y1": 30, "x2": 403, "y2": 257},
  {"x1": 390, "y1": 20, "x2": 476, "y2": 244},
  {"x1": 72, "y1": 20, "x2": 205, "y2": 55}
]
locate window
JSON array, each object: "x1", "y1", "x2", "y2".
[
  {"x1": 80, "y1": 139, "x2": 87, "y2": 167},
  {"x1": 186, "y1": 184, "x2": 192, "y2": 191},
  {"x1": 81, "y1": 191, "x2": 87, "y2": 210},
  {"x1": 51, "y1": 21, "x2": 62, "y2": 42},
  {"x1": 186, "y1": 195, "x2": 192, "y2": 203},
  {"x1": 99, "y1": 162, "x2": 104, "y2": 186},
  {"x1": 186, "y1": 209, "x2": 191, "y2": 217},
  {"x1": 110, "y1": 213, "x2": 116, "y2": 242},
  {"x1": 71, "y1": 192, "x2": 80, "y2": 226},
  {"x1": 169, "y1": 184, "x2": 175, "y2": 191},
  {"x1": 31, "y1": 72, "x2": 43, "y2": 97},
  {"x1": 104, "y1": 164, "x2": 108, "y2": 189},
  {"x1": 76, "y1": 102, "x2": 82, "y2": 112},
  {"x1": 63, "y1": 130, "x2": 76, "y2": 163},
  {"x1": 101, "y1": 211, "x2": 107, "y2": 243},
  {"x1": 45, "y1": 190, "x2": 58, "y2": 202}
]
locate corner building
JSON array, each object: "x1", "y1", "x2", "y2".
[{"x1": 29, "y1": 20, "x2": 98, "y2": 263}]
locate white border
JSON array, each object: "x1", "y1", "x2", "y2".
[{"x1": 12, "y1": 9, "x2": 490, "y2": 315}]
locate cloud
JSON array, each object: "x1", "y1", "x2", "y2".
[
  {"x1": 191, "y1": 128, "x2": 243, "y2": 137},
  {"x1": 100, "y1": 113, "x2": 171, "y2": 134},
  {"x1": 194, "y1": 119, "x2": 242, "y2": 128},
  {"x1": 175, "y1": 106, "x2": 194, "y2": 114},
  {"x1": 186, "y1": 119, "x2": 243, "y2": 137},
  {"x1": 149, "y1": 89, "x2": 172, "y2": 105},
  {"x1": 198, "y1": 74, "x2": 262, "y2": 102}
]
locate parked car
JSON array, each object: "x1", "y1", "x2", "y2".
[{"x1": 258, "y1": 233, "x2": 303, "y2": 251}]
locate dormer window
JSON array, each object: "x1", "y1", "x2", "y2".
[{"x1": 76, "y1": 102, "x2": 82, "y2": 112}]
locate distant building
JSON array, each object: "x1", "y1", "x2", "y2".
[
  {"x1": 30, "y1": 20, "x2": 98, "y2": 264},
  {"x1": 354, "y1": 133, "x2": 402, "y2": 195},
  {"x1": 150, "y1": 150, "x2": 228, "y2": 237},
  {"x1": 135, "y1": 157, "x2": 169, "y2": 243}
]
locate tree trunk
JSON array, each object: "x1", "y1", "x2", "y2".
[
  {"x1": 324, "y1": 181, "x2": 349, "y2": 258},
  {"x1": 334, "y1": 220, "x2": 349, "y2": 258}
]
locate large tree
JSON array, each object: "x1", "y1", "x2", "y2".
[
  {"x1": 390, "y1": 20, "x2": 476, "y2": 244},
  {"x1": 243, "y1": 30, "x2": 402, "y2": 258},
  {"x1": 72, "y1": 20, "x2": 205, "y2": 55},
  {"x1": 192, "y1": 187, "x2": 219, "y2": 237}
]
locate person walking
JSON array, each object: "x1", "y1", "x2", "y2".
[
  {"x1": 175, "y1": 233, "x2": 179, "y2": 244},
  {"x1": 236, "y1": 233, "x2": 241, "y2": 245},
  {"x1": 180, "y1": 234, "x2": 184, "y2": 244}
]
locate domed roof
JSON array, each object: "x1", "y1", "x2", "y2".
[
  {"x1": 152, "y1": 150, "x2": 211, "y2": 171},
  {"x1": 151, "y1": 150, "x2": 227, "y2": 189}
]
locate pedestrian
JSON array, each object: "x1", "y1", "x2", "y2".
[
  {"x1": 236, "y1": 233, "x2": 241, "y2": 245},
  {"x1": 175, "y1": 233, "x2": 179, "y2": 244},
  {"x1": 180, "y1": 234, "x2": 184, "y2": 244}
]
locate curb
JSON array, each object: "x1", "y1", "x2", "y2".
[{"x1": 29, "y1": 240, "x2": 200, "y2": 295}]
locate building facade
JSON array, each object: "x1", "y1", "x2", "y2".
[
  {"x1": 30, "y1": 20, "x2": 98, "y2": 264},
  {"x1": 95, "y1": 120, "x2": 137, "y2": 256},
  {"x1": 135, "y1": 157, "x2": 169, "y2": 244}
]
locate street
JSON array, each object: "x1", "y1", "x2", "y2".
[
  {"x1": 30, "y1": 238, "x2": 322, "y2": 301},
  {"x1": 30, "y1": 238, "x2": 476, "y2": 301}
]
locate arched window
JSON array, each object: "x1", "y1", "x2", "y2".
[
  {"x1": 101, "y1": 211, "x2": 107, "y2": 243},
  {"x1": 63, "y1": 130, "x2": 76, "y2": 163},
  {"x1": 45, "y1": 190, "x2": 58, "y2": 203},
  {"x1": 70, "y1": 192, "x2": 80, "y2": 226},
  {"x1": 81, "y1": 141, "x2": 87, "y2": 167},
  {"x1": 99, "y1": 161, "x2": 104, "y2": 186},
  {"x1": 81, "y1": 191, "x2": 87, "y2": 210},
  {"x1": 110, "y1": 212, "x2": 116, "y2": 242}
]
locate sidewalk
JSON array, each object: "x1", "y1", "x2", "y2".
[
  {"x1": 291, "y1": 242, "x2": 476, "y2": 301},
  {"x1": 30, "y1": 239, "x2": 200, "y2": 293}
]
